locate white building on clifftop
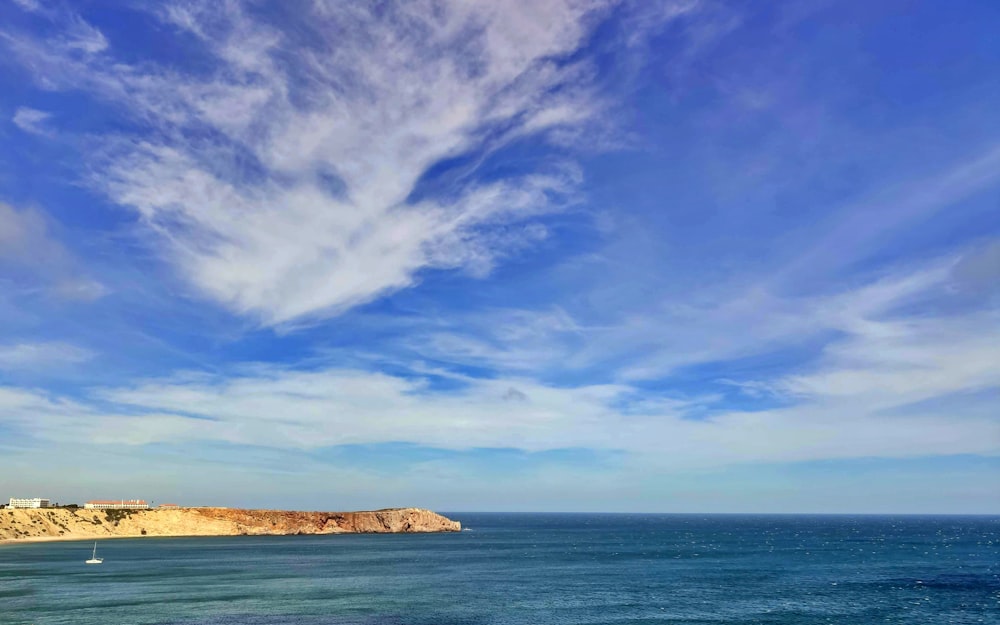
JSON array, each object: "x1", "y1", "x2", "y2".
[
  {"x1": 84, "y1": 499, "x2": 149, "y2": 510},
  {"x1": 8, "y1": 497, "x2": 51, "y2": 508}
]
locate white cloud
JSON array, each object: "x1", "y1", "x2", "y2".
[
  {"x1": 61, "y1": 14, "x2": 108, "y2": 54},
  {"x1": 102, "y1": 145, "x2": 577, "y2": 323},
  {"x1": 0, "y1": 251, "x2": 994, "y2": 471},
  {"x1": 11, "y1": 107, "x2": 52, "y2": 135},
  {"x1": 402, "y1": 306, "x2": 585, "y2": 372},
  {"x1": 0, "y1": 202, "x2": 56, "y2": 262},
  {"x1": 775, "y1": 313, "x2": 999, "y2": 403},
  {"x1": 3, "y1": 251, "x2": 998, "y2": 465},
  {"x1": 1, "y1": 0, "x2": 696, "y2": 326},
  {"x1": 50, "y1": 278, "x2": 110, "y2": 301},
  {"x1": 11, "y1": 0, "x2": 42, "y2": 13},
  {"x1": 1, "y1": 346, "x2": 995, "y2": 468},
  {"x1": 775, "y1": 144, "x2": 1000, "y2": 285},
  {"x1": 385, "y1": 249, "x2": 1000, "y2": 440},
  {"x1": 0, "y1": 385, "x2": 209, "y2": 447},
  {"x1": 0, "y1": 342, "x2": 94, "y2": 370},
  {"x1": 7, "y1": 0, "x2": 108, "y2": 55},
  {"x1": 0, "y1": 202, "x2": 108, "y2": 300}
]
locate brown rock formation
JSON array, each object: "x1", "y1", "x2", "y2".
[{"x1": 0, "y1": 507, "x2": 460, "y2": 542}]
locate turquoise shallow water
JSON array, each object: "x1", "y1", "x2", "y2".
[{"x1": 1, "y1": 514, "x2": 997, "y2": 625}]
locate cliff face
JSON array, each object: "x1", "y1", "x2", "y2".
[{"x1": 0, "y1": 507, "x2": 460, "y2": 542}]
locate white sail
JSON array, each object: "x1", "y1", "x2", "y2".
[{"x1": 85, "y1": 542, "x2": 103, "y2": 564}]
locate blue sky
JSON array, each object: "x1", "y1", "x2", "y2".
[{"x1": 1, "y1": 0, "x2": 998, "y2": 513}]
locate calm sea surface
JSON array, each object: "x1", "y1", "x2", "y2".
[{"x1": 1, "y1": 514, "x2": 997, "y2": 625}]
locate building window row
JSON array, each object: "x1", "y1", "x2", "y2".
[
  {"x1": 7, "y1": 498, "x2": 51, "y2": 509},
  {"x1": 84, "y1": 500, "x2": 149, "y2": 510}
]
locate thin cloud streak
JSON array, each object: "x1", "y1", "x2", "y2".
[
  {"x1": 0, "y1": 202, "x2": 109, "y2": 301},
  {"x1": 775, "y1": 144, "x2": 1000, "y2": 287},
  {"x1": 397, "y1": 246, "x2": 1000, "y2": 409},
  {"x1": 0, "y1": 341, "x2": 94, "y2": 370},
  {"x1": 11, "y1": 107, "x2": 53, "y2": 135}
]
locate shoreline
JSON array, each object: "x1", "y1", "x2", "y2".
[
  {"x1": 0, "y1": 534, "x2": 151, "y2": 546},
  {"x1": 0, "y1": 531, "x2": 391, "y2": 546}
]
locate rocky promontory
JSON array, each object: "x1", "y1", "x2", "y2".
[{"x1": 0, "y1": 507, "x2": 460, "y2": 542}]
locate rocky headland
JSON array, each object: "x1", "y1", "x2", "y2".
[{"x1": 0, "y1": 507, "x2": 460, "y2": 542}]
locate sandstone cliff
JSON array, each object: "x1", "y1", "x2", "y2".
[{"x1": 0, "y1": 507, "x2": 460, "y2": 542}]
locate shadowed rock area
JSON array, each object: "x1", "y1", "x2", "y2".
[{"x1": 0, "y1": 507, "x2": 460, "y2": 541}]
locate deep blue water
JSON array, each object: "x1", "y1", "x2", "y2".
[{"x1": 1, "y1": 514, "x2": 997, "y2": 625}]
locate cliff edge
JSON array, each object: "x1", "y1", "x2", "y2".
[{"x1": 0, "y1": 507, "x2": 460, "y2": 542}]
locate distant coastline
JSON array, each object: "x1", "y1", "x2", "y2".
[{"x1": 0, "y1": 507, "x2": 460, "y2": 543}]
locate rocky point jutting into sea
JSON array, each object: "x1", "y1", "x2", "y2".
[{"x1": 0, "y1": 507, "x2": 460, "y2": 542}]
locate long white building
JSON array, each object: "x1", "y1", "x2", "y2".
[
  {"x1": 84, "y1": 499, "x2": 149, "y2": 510},
  {"x1": 8, "y1": 497, "x2": 51, "y2": 509}
]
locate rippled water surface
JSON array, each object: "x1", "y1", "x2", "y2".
[{"x1": 2, "y1": 514, "x2": 997, "y2": 624}]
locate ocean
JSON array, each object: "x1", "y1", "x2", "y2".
[{"x1": 1, "y1": 514, "x2": 997, "y2": 625}]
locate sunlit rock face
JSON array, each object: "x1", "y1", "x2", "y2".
[{"x1": 0, "y1": 507, "x2": 460, "y2": 541}]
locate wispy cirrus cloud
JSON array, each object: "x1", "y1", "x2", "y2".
[
  {"x1": 11, "y1": 107, "x2": 53, "y2": 135},
  {"x1": 0, "y1": 341, "x2": 94, "y2": 370},
  {"x1": 10, "y1": 0, "x2": 42, "y2": 13},
  {"x1": 0, "y1": 202, "x2": 108, "y2": 300},
  {"x1": 773, "y1": 144, "x2": 1000, "y2": 288},
  {"x1": 2, "y1": 245, "x2": 996, "y2": 466},
  {"x1": 2, "y1": 326, "x2": 996, "y2": 466},
  {"x1": 2, "y1": 0, "x2": 696, "y2": 326},
  {"x1": 399, "y1": 243, "x2": 1000, "y2": 424}
]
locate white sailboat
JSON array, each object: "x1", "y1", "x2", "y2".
[{"x1": 85, "y1": 542, "x2": 103, "y2": 564}]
